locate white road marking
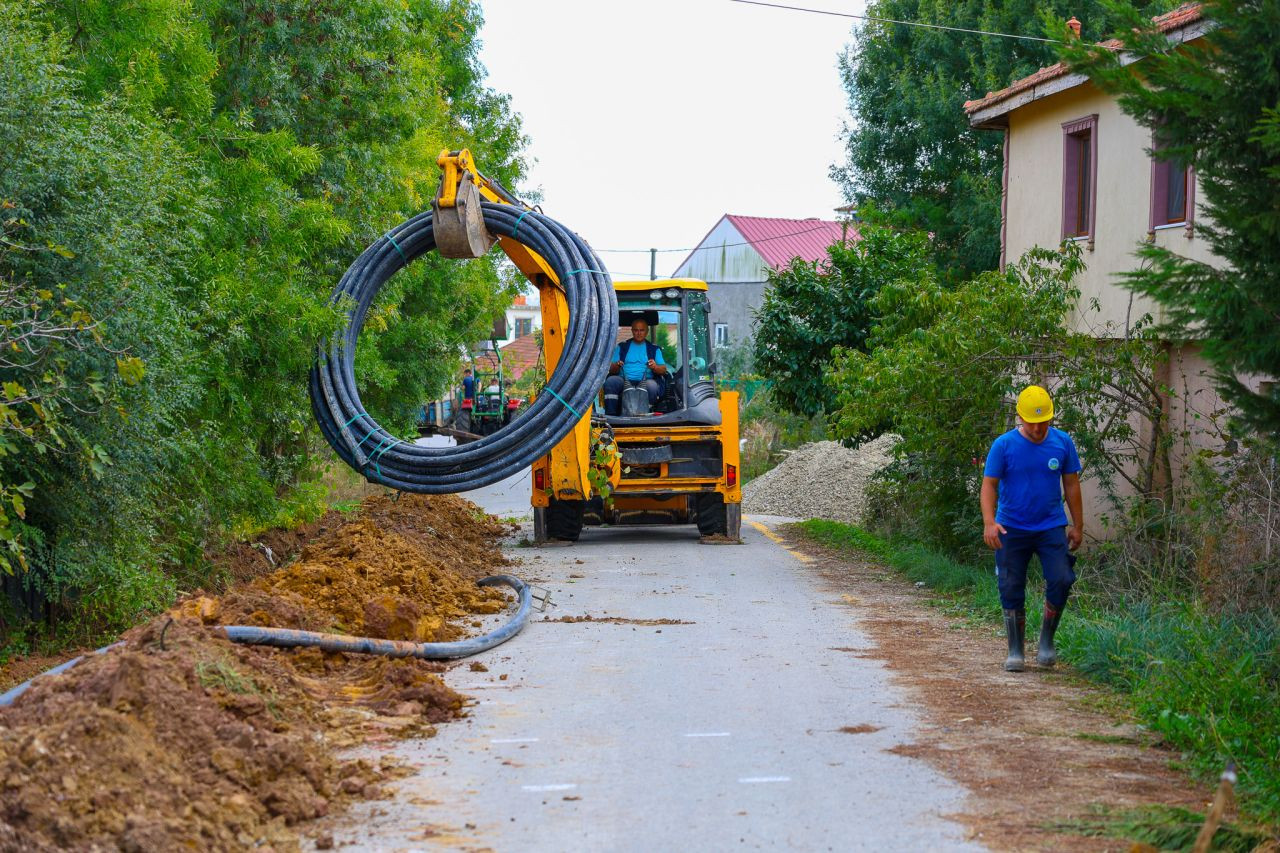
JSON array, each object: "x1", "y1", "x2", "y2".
[
  {"x1": 522, "y1": 783, "x2": 577, "y2": 792},
  {"x1": 738, "y1": 776, "x2": 791, "y2": 784},
  {"x1": 683, "y1": 732, "x2": 731, "y2": 738},
  {"x1": 491, "y1": 737, "x2": 540, "y2": 744}
]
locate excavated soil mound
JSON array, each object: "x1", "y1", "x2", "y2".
[
  {"x1": 743, "y1": 434, "x2": 899, "y2": 523},
  {"x1": 0, "y1": 492, "x2": 512, "y2": 852}
]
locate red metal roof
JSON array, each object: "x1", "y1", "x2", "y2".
[
  {"x1": 963, "y1": 3, "x2": 1204, "y2": 118},
  {"x1": 722, "y1": 214, "x2": 855, "y2": 270}
]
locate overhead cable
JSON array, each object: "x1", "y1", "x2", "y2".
[{"x1": 729, "y1": 0, "x2": 1066, "y2": 44}]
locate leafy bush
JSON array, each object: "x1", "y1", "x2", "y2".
[
  {"x1": 753, "y1": 224, "x2": 931, "y2": 419},
  {"x1": 0, "y1": 0, "x2": 527, "y2": 643}
]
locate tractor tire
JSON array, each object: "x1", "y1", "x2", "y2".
[
  {"x1": 546, "y1": 498, "x2": 585, "y2": 542},
  {"x1": 693, "y1": 492, "x2": 728, "y2": 537}
]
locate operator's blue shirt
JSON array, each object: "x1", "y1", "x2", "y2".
[
  {"x1": 612, "y1": 340, "x2": 665, "y2": 382},
  {"x1": 983, "y1": 427, "x2": 1082, "y2": 531}
]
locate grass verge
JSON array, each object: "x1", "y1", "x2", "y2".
[{"x1": 792, "y1": 518, "x2": 1280, "y2": 830}]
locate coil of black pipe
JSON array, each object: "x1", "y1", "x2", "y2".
[{"x1": 309, "y1": 202, "x2": 617, "y2": 493}]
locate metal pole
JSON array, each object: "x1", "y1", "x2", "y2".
[{"x1": 650, "y1": 248, "x2": 656, "y2": 280}]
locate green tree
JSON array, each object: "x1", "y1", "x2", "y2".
[
  {"x1": 1062, "y1": 0, "x2": 1280, "y2": 437},
  {"x1": 752, "y1": 225, "x2": 932, "y2": 418},
  {"x1": 0, "y1": 0, "x2": 527, "y2": 640},
  {"x1": 834, "y1": 0, "x2": 1175, "y2": 279},
  {"x1": 828, "y1": 245, "x2": 1169, "y2": 553}
]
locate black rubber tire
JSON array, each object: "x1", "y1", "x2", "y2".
[
  {"x1": 693, "y1": 492, "x2": 728, "y2": 537},
  {"x1": 547, "y1": 498, "x2": 585, "y2": 542}
]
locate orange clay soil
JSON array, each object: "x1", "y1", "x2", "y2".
[
  {"x1": 0, "y1": 493, "x2": 514, "y2": 852},
  {"x1": 784, "y1": 525, "x2": 1227, "y2": 853}
]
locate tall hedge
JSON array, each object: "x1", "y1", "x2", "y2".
[{"x1": 0, "y1": 0, "x2": 525, "y2": 639}]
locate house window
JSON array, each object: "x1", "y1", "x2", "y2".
[
  {"x1": 714, "y1": 323, "x2": 729, "y2": 347},
  {"x1": 1061, "y1": 115, "x2": 1098, "y2": 241},
  {"x1": 1151, "y1": 134, "x2": 1192, "y2": 229},
  {"x1": 514, "y1": 318, "x2": 533, "y2": 338}
]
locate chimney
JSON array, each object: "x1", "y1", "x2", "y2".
[{"x1": 1066, "y1": 16, "x2": 1081, "y2": 38}]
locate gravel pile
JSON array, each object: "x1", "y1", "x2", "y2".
[{"x1": 743, "y1": 434, "x2": 900, "y2": 523}]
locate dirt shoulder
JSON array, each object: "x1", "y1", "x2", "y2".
[
  {"x1": 0, "y1": 493, "x2": 515, "y2": 852},
  {"x1": 785, "y1": 526, "x2": 1214, "y2": 852}
]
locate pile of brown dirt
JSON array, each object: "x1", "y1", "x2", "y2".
[
  {"x1": 186, "y1": 493, "x2": 512, "y2": 642},
  {"x1": 0, "y1": 492, "x2": 514, "y2": 851}
]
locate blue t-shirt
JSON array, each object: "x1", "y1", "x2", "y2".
[
  {"x1": 612, "y1": 340, "x2": 665, "y2": 382},
  {"x1": 983, "y1": 427, "x2": 1082, "y2": 531},
  {"x1": 462, "y1": 375, "x2": 475, "y2": 400}
]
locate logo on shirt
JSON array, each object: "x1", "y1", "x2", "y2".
[{"x1": 1047, "y1": 458, "x2": 1061, "y2": 471}]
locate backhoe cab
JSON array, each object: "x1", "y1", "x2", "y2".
[{"x1": 433, "y1": 150, "x2": 742, "y2": 544}]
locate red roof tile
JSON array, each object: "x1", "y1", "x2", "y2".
[
  {"x1": 963, "y1": 3, "x2": 1203, "y2": 117},
  {"x1": 723, "y1": 215, "x2": 855, "y2": 270},
  {"x1": 498, "y1": 333, "x2": 541, "y2": 380}
]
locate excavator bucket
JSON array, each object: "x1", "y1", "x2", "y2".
[{"x1": 432, "y1": 169, "x2": 496, "y2": 259}]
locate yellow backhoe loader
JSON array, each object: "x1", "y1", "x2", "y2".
[{"x1": 432, "y1": 150, "x2": 742, "y2": 543}]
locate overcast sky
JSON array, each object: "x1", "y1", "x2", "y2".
[{"x1": 477, "y1": 0, "x2": 867, "y2": 279}]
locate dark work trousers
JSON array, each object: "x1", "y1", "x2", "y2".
[
  {"x1": 994, "y1": 525, "x2": 1077, "y2": 611},
  {"x1": 603, "y1": 375, "x2": 660, "y2": 416}
]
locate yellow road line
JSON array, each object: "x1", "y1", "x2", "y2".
[{"x1": 748, "y1": 520, "x2": 814, "y2": 563}]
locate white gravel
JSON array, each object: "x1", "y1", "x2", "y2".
[{"x1": 742, "y1": 434, "x2": 899, "y2": 524}]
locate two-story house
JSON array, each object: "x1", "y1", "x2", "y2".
[{"x1": 962, "y1": 3, "x2": 1261, "y2": 513}]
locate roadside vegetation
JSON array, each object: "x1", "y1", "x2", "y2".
[
  {"x1": 742, "y1": 0, "x2": 1280, "y2": 826},
  {"x1": 795, "y1": 519, "x2": 1280, "y2": 827},
  {"x1": 0, "y1": 0, "x2": 525, "y2": 656}
]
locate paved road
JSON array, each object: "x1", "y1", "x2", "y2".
[{"x1": 327, "y1": 473, "x2": 979, "y2": 851}]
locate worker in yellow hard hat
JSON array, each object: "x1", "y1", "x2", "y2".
[{"x1": 979, "y1": 385, "x2": 1084, "y2": 672}]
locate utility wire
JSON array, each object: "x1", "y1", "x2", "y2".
[
  {"x1": 594, "y1": 222, "x2": 846, "y2": 255},
  {"x1": 729, "y1": 0, "x2": 1065, "y2": 44}
]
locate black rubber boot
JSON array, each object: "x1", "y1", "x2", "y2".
[
  {"x1": 1002, "y1": 608, "x2": 1025, "y2": 672},
  {"x1": 1037, "y1": 602, "x2": 1063, "y2": 667}
]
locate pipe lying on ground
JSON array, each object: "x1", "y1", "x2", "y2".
[
  {"x1": 222, "y1": 574, "x2": 531, "y2": 659},
  {"x1": 0, "y1": 575, "x2": 529, "y2": 707}
]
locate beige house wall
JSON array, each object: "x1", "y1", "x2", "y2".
[
  {"x1": 1002, "y1": 81, "x2": 1218, "y2": 338},
  {"x1": 998, "y1": 77, "x2": 1245, "y2": 530}
]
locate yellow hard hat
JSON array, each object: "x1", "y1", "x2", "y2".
[{"x1": 1016, "y1": 385, "x2": 1054, "y2": 423}]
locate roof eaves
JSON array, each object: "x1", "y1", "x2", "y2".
[{"x1": 964, "y1": 4, "x2": 1210, "y2": 127}]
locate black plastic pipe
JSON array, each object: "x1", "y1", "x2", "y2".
[
  {"x1": 310, "y1": 203, "x2": 616, "y2": 492},
  {"x1": 222, "y1": 574, "x2": 531, "y2": 659},
  {"x1": 0, "y1": 576, "x2": 531, "y2": 707}
]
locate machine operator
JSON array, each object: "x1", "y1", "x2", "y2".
[{"x1": 603, "y1": 318, "x2": 668, "y2": 416}]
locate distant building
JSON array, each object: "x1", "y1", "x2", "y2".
[
  {"x1": 672, "y1": 214, "x2": 855, "y2": 347},
  {"x1": 498, "y1": 333, "x2": 541, "y2": 382},
  {"x1": 495, "y1": 292, "x2": 540, "y2": 346}
]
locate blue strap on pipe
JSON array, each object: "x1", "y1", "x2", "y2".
[
  {"x1": 511, "y1": 209, "x2": 531, "y2": 238},
  {"x1": 384, "y1": 232, "x2": 409, "y2": 264},
  {"x1": 542, "y1": 386, "x2": 581, "y2": 420},
  {"x1": 354, "y1": 425, "x2": 381, "y2": 450},
  {"x1": 342, "y1": 413, "x2": 368, "y2": 429},
  {"x1": 368, "y1": 437, "x2": 404, "y2": 479},
  {"x1": 562, "y1": 269, "x2": 605, "y2": 277}
]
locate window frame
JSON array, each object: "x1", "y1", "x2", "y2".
[
  {"x1": 1149, "y1": 132, "x2": 1194, "y2": 234},
  {"x1": 1061, "y1": 114, "x2": 1099, "y2": 244},
  {"x1": 713, "y1": 323, "x2": 729, "y2": 348}
]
